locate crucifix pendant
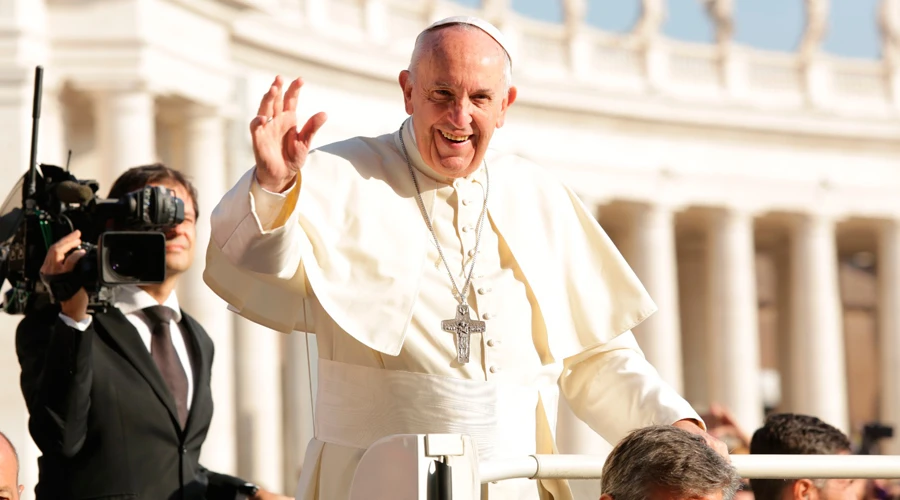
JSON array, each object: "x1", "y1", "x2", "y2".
[{"x1": 441, "y1": 304, "x2": 486, "y2": 364}]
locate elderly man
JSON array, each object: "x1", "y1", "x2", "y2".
[
  {"x1": 0, "y1": 432, "x2": 23, "y2": 500},
  {"x1": 600, "y1": 425, "x2": 740, "y2": 500},
  {"x1": 206, "y1": 16, "x2": 724, "y2": 499},
  {"x1": 749, "y1": 413, "x2": 864, "y2": 500}
]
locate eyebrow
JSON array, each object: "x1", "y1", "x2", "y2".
[{"x1": 431, "y1": 82, "x2": 496, "y2": 97}]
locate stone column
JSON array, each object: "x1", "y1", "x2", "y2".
[
  {"x1": 94, "y1": 88, "x2": 157, "y2": 188},
  {"x1": 630, "y1": 204, "x2": 684, "y2": 393},
  {"x1": 788, "y1": 213, "x2": 849, "y2": 432},
  {"x1": 178, "y1": 104, "x2": 238, "y2": 474},
  {"x1": 879, "y1": 219, "x2": 900, "y2": 453},
  {"x1": 235, "y1": 319, "x2": 285, "y2": 491},
  {"x1": 774, "y1": 244, "x2": 795, "y2": 413},
  {"x1": 37, "y1": 82, "x2": 68, "y2": 168},
  {"x1": 0, "y1": 2, "x2": 56, "y2": 494},
  {"x1": 706, "y1": 209, "x2": 764, "y2": 434},
  {"x1": 678, "y1": 236, "x2": 710, "y2": 409}
]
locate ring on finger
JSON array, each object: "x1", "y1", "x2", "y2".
[{"x1": 266, "y1": 116, "x2": 274, "y2": 124}]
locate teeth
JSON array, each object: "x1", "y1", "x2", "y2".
[{"x1": 441, "y1": 131, "x2": 470, "y2": 142}]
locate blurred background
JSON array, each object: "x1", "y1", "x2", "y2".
[{"x1": 2, "y1": 0, "x2": 900, "y2": 497}]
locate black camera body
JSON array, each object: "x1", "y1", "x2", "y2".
[
  {"x1": 0, "y1": 66, "x2": 185, "y2": 315},
  {"x1": 0, "y1": 163, "x2": 185, "y2": 314}
]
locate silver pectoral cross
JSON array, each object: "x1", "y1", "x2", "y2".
[{"x1": 441, "y1": 304, "x2": 486, "y2": 364}]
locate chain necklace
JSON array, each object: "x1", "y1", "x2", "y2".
[{"x1": 399, "y1": 127, "x2": 489, "y2": 364}]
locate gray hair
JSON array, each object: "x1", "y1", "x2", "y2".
[
  {"x1": 601, "y1": 425, "x2": 741, "y2": 500},
  {"x1": 409, "y1": 22, "x2": 513, "y2": 90}
]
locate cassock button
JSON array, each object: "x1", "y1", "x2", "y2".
[
  {"x1": 462, "y1": 199, "x2": 471, "y2": 206},
  {"x1": 462, "y1": 225, "x2": 471, "y2": 233},
  {"x1": 483, "y1": 313, "x2": 494, "y2": 320},
  {"x1": 477, "y1": 287, "x2": 491, "y2": 295},
  {"x1": 467, "y1": 249, "x2": 476, "y2": 257},
  {"x1": 489, "y1": 366, "x2": 500, "y2": 373},
  {"x1": 487, "y1": 339, "x2": 496, "y2": 347}
]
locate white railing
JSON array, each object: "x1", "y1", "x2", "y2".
[
  {"x1": 349, "y1": 435, "x2": 900, "y2": 499},
  {"x1": 479, "y1": 454, "x2": 900, "y2": 483}
]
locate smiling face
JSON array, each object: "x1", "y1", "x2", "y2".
[{"x1": 399, "y1": 24, "x2": 517, "y2": 179}]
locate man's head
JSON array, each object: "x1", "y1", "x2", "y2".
[
  {"x1": 399, "y1": 17, "x2": 517, "y2": 180},
  {"x1": 107, "y1": 163, "x2": 199, "y2": 278},
  {"x1": 749, "y1": 413, "x2": 862, "y2": 500},
  {"x1": 600, "y1": 425, "x2": 741, "y2": 500},
  {"x1": 0, "y1": 431, "x2": 23, "y2": 500}
]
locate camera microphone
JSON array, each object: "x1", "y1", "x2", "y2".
[{"x1": 55, "y1": 181, "x2": 95, "y2": 204}]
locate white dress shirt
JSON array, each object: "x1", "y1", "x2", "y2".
[{"x1": 58, "y1": 285, "x2": 195, "y2": 409}]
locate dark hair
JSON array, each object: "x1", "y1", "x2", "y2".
[
  {"x1": 601, "y1": 425, "x2": 741, "y2": 500},
  {"x1": 107, "y1": 163, "x2": 199, "y2": 219},
  {"x1": 0, "y1": 430, "x2": 19, "y2": 483},
  {"x1": 749, "y1": 413, "x2": 851, "y2": 500}
]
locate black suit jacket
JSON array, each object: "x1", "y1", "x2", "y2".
[{"x1": 16, "y1": 302, "x2": 248, "y2": 500}]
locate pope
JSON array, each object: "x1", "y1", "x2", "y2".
[{"x1": 205, "y1": 15, "x2": 727, "y2": 500}]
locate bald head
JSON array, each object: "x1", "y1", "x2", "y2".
[
  {"x1": 409, "y1": 23, "x2": 513, "y2": 90},
  {"x1": 398, "y1": 18, "x2": 518, "y2": 179},
  {"x1": 0, "y1": 431, "x2": 21, "y2": 500}
]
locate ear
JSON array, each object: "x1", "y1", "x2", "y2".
[
  {"x1": 599, "y1": 495, "x2": 614, "y2": 500},
  {"x1": 399, "y1": 70, "x2": 414, "y2": 116},
  {"x1": 792, "y1": 479, "x2": 815, "y2": 500},
  {"x1": 496, "y1": 85, "x2": 517, "y2": 129},
  {"x1": 18, "y1": 484, "x2": 24, "y2": 495}
]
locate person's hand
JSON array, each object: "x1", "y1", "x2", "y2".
[
  {"x1": 673, "y1": 418, "x2": 731, "y2": 462},
  {"x1": 251, "y1": 489, "x2": 294, "y2": 500},
  {"x1": 702, "y1": 403, "x2": 752, "y2": 450},
  {"x1": 40, "y1": 230, "x2": 89, "y2": 321},
  {"x1": 250, "y1": 75, "x2": 328, "y2": 193}
]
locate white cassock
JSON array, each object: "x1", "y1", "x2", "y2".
[{"x1": 204, "y1": 118, "x2": 701, "y2": 499}]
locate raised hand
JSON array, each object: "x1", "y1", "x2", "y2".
[{"x1": 250, "y1": 75, "x2": 328, "y2": 193}]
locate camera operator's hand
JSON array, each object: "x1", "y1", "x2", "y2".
[
  {"x1": 250, "y1": 75, "x2": 327, "y2": 193},
  {"x1": 41, "y1": 230, "x2": 89, "y2": 322}
]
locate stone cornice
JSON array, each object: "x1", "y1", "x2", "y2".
[{"x1": 230, "y1": 9, "x2": 900, "y2": 144}]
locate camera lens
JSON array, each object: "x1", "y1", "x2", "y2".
[
  {"x1": 99, "y1": 232, "x2": 166, "y2": 284},
  {"x1": 109, "y1": 247, "x2": 140, "y2": 276}
]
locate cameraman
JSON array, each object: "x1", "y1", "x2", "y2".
[{"x1": 15, "y1": 164, "x2": 291, "y2": 500}]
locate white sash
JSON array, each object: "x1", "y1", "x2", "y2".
[
  {"x1": 314, "y1": 359, "x2": 558, "y2": 460},
  {"x1": 300, "y1": 359, "x2": 572, "y2": 500}
]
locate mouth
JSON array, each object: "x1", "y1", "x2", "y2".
[{"x1": 439, "y1": 130, "x2": 472, "y2": 146}]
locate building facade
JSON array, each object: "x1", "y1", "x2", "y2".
[{"x1": 1, "y1": 0, "x2": 899, "y2": 497}]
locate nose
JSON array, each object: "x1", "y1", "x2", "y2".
[
  {"x1": 167, "y1": 222, "x2": 187, "y2": 239},
  {"x1": 447, "y1": 98, "x2": 473, "y2": 130}
]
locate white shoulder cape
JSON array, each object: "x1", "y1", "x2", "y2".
[{"x1": 204, "y1": 126, "x2": 656, "y2": 360}]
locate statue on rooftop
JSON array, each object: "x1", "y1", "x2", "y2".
[
  {"x1": 562, "y1": 0, "x2": 588, "y2": 36},
  {"x1": 879, "y1": 0, "x2": 900, "y2": 67},
  {"x1": 701, "y1": 0, "x2": 734, "y2": 48},
  {"x1": 632, "y1": 0, "x2": 666, "y2": 43},
  {"x1": 799, "y1": 0, "x2": 829, "y2": 62}
]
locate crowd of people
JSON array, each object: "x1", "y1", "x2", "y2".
[
  {"x1": 598, "y1": 410, "x2": 900, "y2": 500},
  {"x1": 2, "y1": 12, "x2": 896, "y2": 500}
]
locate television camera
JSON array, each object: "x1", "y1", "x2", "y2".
[{"x1": 0, "y1": 66, "x2": 185, "y2": 315}]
